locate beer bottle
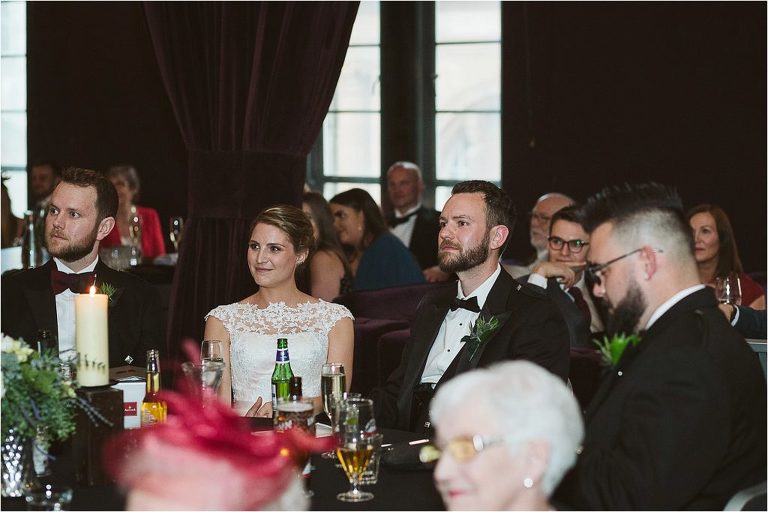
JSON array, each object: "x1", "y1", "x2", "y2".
[
  {"x1": 271, "y1": 338, "x2": 294, "y2": 411},
  {"x1": 289, "y1": 376, "x2": 303, "y2": 401},
  {"x1": 141, "y1": 349, "x2": 167, "y2": 426}
]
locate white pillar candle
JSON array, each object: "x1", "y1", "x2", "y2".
[{"x1": 75, "y1": 286, "x2": 109, "y2": 386}]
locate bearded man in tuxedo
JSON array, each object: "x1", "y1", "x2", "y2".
[
  {"x1": 1, "y1": 167, "x2": 162, "y2": 368},
  {"x1": 373, "y1": 180, "x2": 569, "y2": 435}
]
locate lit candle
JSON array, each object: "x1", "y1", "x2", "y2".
[{"x1": 75, "y1": 285, "x2": 109, "y2": 386}]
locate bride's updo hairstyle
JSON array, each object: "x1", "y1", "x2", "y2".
[{"x1": 251, "y1": 204, "x2": 315, "y2": 268}]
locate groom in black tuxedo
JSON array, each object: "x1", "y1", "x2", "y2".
[
  {"x1": 373, "y1": 180, "x2": 570, "y2": 434},
  {"x1": 1, "y1": 167, "x2": 162, "y2": 368},
  {"x1": 554, "y1": 183, "x2": 766, "y2": 509}
]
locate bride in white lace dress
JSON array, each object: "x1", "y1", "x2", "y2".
[{"x1": 204, "y1": 205, "x2": 354, "y2": 417}]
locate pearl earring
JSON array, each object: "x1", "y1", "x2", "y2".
[{"x1": 523, "y1": 477, "x2": 533, "y2": 489}]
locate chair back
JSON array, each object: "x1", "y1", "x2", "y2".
[{"x1": 723, "y1": 481, "x2": 767, "y2": 511}]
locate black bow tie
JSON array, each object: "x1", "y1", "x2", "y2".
[
  {"x1": 51, "y1": 270, "x2": 97, "y2": 295},
  {"x1": 449, "y1": 296, "x2": 480, "y2": 313},
  {"x1": 389, "y1": 210, "x2": 419, "y2": 228}
]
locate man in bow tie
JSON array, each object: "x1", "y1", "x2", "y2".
[
  {"x1": 386, "y1": 161, "x2": 450, "y2": 282},
  {"x1": 1, "y1": 167, "x2": 162, "y2": 368},
  {"x1": 373, "y1": 180, "x2": 569, "y2": 434},
  {"x1": 554, "y1": 183, "x2": 766, "y2": 510}
]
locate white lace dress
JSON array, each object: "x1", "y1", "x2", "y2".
[{"x1": 205, "y1": 301, "x2": 353, "y2": 416}]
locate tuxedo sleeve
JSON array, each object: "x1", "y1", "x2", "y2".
[
  {"x1": 509, "y1": 299, "x2": 570, "y2": 382},
  {"x1": 370, "y1": 339, "x2": 409, "y2": 429}
]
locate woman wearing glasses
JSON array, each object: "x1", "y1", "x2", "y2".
[{"x1": 429, "y1": 360, "x2": 584, "y2": 511}]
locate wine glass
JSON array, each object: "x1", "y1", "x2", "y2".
[
  {"x1": 715, "y1": 273, "x2": 742, "y2": 305},
  {"x1": 201, "y1": 340, "x2": 224, "y2": 364},
  {"x1": 169, "y1": 216, "x2": 184, "y2": 253},
  {"x1": 180, "y1": 361, "x2": 225, "y2": 404},
  {"x1": 335, "y1": 397, "x2": 377, "y2": 503},
  {"x1": 321, "y1": 363, "x2": 346, "y2": 459}
]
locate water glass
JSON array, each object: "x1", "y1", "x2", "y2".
[
  {"x1": 715, "y1": 273, "x2": 742, "y2": 305},
  {"x1": 24, "y1": 484, "x2": 73, "y2": 511},
  {"x1": 201, "y1": 340, "x2": 224, "y2": 364},
  {"x1": 180, "y1": 361, "x2": 225, "y2": 402},
  {"x1": 359, "y1": 432, "x2": 384, "y2": 486}
]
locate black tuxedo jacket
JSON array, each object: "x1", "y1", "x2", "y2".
[
  {"x1": 1, "y1": 259, "x2": 163, "y2": 368},
  {"x1": 555, "y1": 288, "x2": 767, "y2": 510},
  {"x1": 372, "y1": 269, "x2": 570, "y2": 432},
  {"x1": 388, "y1": 207, "x2": 441, "y2": 270},
  {"x1": 520, "y1": 275, "x2": 592, "y2": 349}
]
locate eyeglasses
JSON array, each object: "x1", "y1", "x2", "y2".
[
  {"x1": 586, "y1": 247, "x2": 663, "y2": 286},
  {"x1": 548, "y1": 236, "x2": 589, "y2": 253},
  {"x1": 419, "y1": 435, "x2": 510, "y2": 464}
]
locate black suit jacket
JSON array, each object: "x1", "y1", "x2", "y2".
[
  {"x1": 372, "y1": 269, "x2": 570, "y2": 432},
  {"x1": 388, "y1": 207, "x2": 441, "y2": 270},
  {"x1": 1, "y1": 259, "x2": 163, "y2": 368},
  {"x1": 520, "y1": 275, "x2": 592, "y2": 349},
  {"x1": 555, "y1": 288, "x2": 767, "y2": 510}
]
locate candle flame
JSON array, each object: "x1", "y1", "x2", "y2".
[{"x1": 89, "y1": 285, "x2": 96, "y2": 296}]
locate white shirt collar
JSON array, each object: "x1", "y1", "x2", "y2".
[
  {"x1": 644, "y1": 284, "x2": 706, "y2": 330},
  {"x1": 457, "y1": 264, "x2": 502, "y2": 310},
  {"x1": 394, "y1": 203, "x2": 422, "y2": 218},
  {"x1": 54, "y1": 256, "x2": 99, "y2": 274}
]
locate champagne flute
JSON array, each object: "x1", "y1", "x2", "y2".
[
  {"x1": 169, "y1": 216, "x2": 184, "y2": 253},
  {"x1": 321, "y1": 363, "x2": 346, "y2": 422},
  {"x1": 335, "y1": 397, "x2": 377, "y2": 503},
  {"x1": 715, "y1": 273, "x2": 742, "y2": 305},
  {"x1": 201, "y1": 340, "x2": 224, "y2": 364}
]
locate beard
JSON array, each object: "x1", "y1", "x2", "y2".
[
  {"x1": 438, "y1": 231, "x2": 490, "y2": 274},
  {"x1": 46, "y1": 224, "x2": 100, "y2": 262},
  {"x1": 605, "y1": 278, "x2": 648, "y2": 337}
]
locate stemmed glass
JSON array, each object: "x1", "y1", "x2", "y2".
[
  {"x1": 715, "y1": 273, "x2": 742, "y2": 305},
  {"x1": 335, "y1": 397, "x2": 377, "y2": 503},
  {"x1": 201, "y1": 340, "x2": 224, "y2": 364},
  {"x1": 321, "y1": 363, "x2": 346, "y2": 459},
  {"x1": 169, "y1": 216, "x2": 184, "y2": 253}
]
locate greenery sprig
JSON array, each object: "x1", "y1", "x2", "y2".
[
  {"x1": 593, "y1": 332, "x2": 641, "y2": 367},
  {"x1": 461, "y1": 315, "x2": 501, "y2": 362}
]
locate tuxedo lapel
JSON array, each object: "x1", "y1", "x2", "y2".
[{"x1": 24, "y1": 261, "x2": 58, "y2": 338}]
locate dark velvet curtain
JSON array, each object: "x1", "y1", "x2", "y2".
[{"x1": 143, "y1": 2, "x2": 359, "y2": 362}]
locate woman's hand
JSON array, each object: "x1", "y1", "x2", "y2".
[{"x1": 245, "y1": 397, "x2": 273, "y2": 418}]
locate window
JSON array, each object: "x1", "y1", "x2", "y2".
[
  {"x1": 1, "y1": 0, "x2": 27, "y2": 217},
  {"x1": 310, "y1": 0, "x2": 381, "y2": 201},
  {"x1": 434, "y1": 1, "x2": 501, "y2": 210}
]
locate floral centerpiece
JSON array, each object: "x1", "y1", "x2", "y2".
[{"x1": 1, "y1": 334, "x2": 105, "y2": 496}]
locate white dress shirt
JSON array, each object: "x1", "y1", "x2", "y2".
[
  {"x1": 54, "y1": 257, "x2": 99, "y2": 361},
  {"x1": 420, "y1": 264, "x2": 502, "y2": 385},
  {"x1": 390, "y1": 203, "x2": 421, "y2": 248}
]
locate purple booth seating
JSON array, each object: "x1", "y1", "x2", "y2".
[{"x1": 334, "y1": 281, "x2": 454, "y2": 395}]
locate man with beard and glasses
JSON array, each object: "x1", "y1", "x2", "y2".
[
  {"x1": 371, "y1": 180, "x2": 569, "y2": 435},
  {"x1": 2, "y1": 167, "x2": 162, "y2": 368},
  {"x1": 554, "y1": 183, "x2": 766, "y2": 510}
]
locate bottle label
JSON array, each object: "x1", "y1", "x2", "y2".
[
  {"x1": 271, "y1": 383, "x2": 278, "y2": 412},
  {"x1": 275, "y1": 348, "x2": 290, "y2": 363}
]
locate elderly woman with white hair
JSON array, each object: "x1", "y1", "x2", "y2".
[{"x1": 429, "y1": 360, "x2": 583, "y2": 511}]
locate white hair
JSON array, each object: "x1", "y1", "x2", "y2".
[
  {"x1": 386, "y1": 161, "x2": 423, "y2": 182},
  {"x1": 430, "y1": 361, "x2": 584, "y2": 495}
]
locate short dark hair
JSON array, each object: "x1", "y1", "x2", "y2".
[
  {"x1": 107, "y1": 164, "x2": 141, "y2": 200},
  {"x1": 31, "y1": 160, "x2": 61, "y2": 177},
  {"x1": 549, "y1": 204, "x2": 586, "y2": 236},
  {"x1": 329, "y1": 188, "x2": 388, "y2": 248},
  {"x1": 60, "y1": 167, "x2": 119, "y2": 222},
  {"x1": 451, "y1": 180, "x2": 516, "y2": 235},
  {"x1": 686, "y1": 204, "x2": 743, "y2": 277},
  {"x1": 251, "y1": 205, "x2": 315, "y2": 268}
]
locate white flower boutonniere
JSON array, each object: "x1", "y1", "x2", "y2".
[{"x1": 461, "y1": 316, "x2": 501, "y2": 362}]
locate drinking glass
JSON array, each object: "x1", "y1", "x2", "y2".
[
  {"x1": 274, "y1": 398, "x2": 316, "y2": 497},
  {"x1": 321, "y1": 363, "x2": 346, "y2": 423},
  {"x1": 715, "y1": 273, "x2": 742, "y2": 305},
  {"x1": 201, "y1": 340, "x2": 224, "y2": 364},
  {"x1": 169, "y1": 216, "x2": 184, "y2": 253},
  {"x1": 23, "y1": 484, "x2": 73, "y2": 511},
  {"x1": 180, "y1": 361, "x2": 225, "y2": 403},
  {"x1": 335, "y1": 397, "x2": 377, "y2": 502}
]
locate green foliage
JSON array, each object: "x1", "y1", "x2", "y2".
[
  {"x1": 1, "y1": 336, "x2": 77, "y2": 441},
  {"x1": 593, "y1": 332, "x2": 642, "y2": 366},
  {"x1": 461, "y1": 315, "x2": 502, "y2": 362}
]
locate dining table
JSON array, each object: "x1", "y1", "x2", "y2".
[{"x1": 0, "y1": 418, "x2": 444, "y2": 511}]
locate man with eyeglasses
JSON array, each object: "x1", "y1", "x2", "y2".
[
  {"x1": 524, "y1": 205, "x2": 603, "y2": 348},
  {"x1": 504, "y1": 192, "x2": 574, "y2": 278},
  {"x1": 555, "y1": 183, "x2": 766, "y2": 510}
]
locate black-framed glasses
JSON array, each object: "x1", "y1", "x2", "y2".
[
  {"x1": 548, "y1": 236, "x2": 589, "y2": 253},
  {"x1": 418, "y1": 435, "x2": 511, "y2": 464},
  {"x1": 586, "y1": 248, "x2": 646, "y2": 286}
]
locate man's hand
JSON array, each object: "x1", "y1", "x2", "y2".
[
  {"x1": 423, "y1": 266, "x2": 451, "y2": 283},
  {"x1": 245, "y1": 396, "x2": 273, "y2": 418},
  {"x1": 718, "y1": 303, "x2": 736, "y2": 323},
  {"x1": 531, "y1": 261, "x2": 584, "y2": 288}
]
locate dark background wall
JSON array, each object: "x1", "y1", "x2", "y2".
[
  {"x1": 27, "y1": 2, "x2": 766, "y2": 270},
  {"x1": 503, "y1": 2, "x2": 766, "y2": 271}
]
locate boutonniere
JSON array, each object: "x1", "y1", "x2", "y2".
[
  {"x1": 97, "y1": 282, "x2": 123, "y2": 307},
  {"x1": 593, "y1": 332, "x2": 641, "y2": 366},
  {"x1": 461, "y1": 315, "x2": 501, "y2": 362}
]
